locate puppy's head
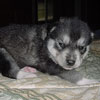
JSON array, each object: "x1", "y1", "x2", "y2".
[{"x1": 43, "y1": 18, "x2": 93, "y2": 70}]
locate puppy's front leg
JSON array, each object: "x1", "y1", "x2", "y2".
[
  {"x1": 0, "y1": 48, "x2": 20, "y2": 79},
  {"x1": 58, "y1": 70, "x2": 98, "y2": 85}
]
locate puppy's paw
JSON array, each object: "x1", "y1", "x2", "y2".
[
  {"x1": 17, "y1": 69, "x2": 37, "y2": 79},
  {"x1": 76, "y1": 78, "x2": 98, "y2": 85},
  {"x1": 21, "y1": 66, "x2": 37, "y2": 73}
]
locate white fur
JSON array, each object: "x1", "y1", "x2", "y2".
[
  {"x1": 56, "y1": 49, "x2": 71, "y2": 69},
  {"x1": 50, "y1": 27, "x2": 56, "y2": 33},
  {"x1": 47, "y1": 39, "x2": 58, "y2": 57},
  {"x1": 47, "y1": 39, "x2": 59, "y2": 63},
  {"x1": 63, "y1": 35, "x2": 70, "y2": 45},
  {"x1": 74, "y1": 50, "x2": 82, "y2": 68},
  {"x1": 17, "y1": 70, "x2": 37, "y2": 79},
  {"x1": 77, "y1": 37, "x2": 85, "y2": 46},
  {"x1": 77, "y1": 78, "x2": 98, "y2": 85}
]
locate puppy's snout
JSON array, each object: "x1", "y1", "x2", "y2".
[{"x1": 66, "y1": 59, "x2": 75, "y2": 66}]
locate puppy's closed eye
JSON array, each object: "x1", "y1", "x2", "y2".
[
  {"x1": 58, "y1": 42, "x2": 65, "y2": 49},
  {"x1": 55, "y1": 40, "x2": 66, "y2": 50}
]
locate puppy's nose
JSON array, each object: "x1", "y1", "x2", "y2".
[{"x1": 66, "y1": 59, "x2": 75, "y2": 66}]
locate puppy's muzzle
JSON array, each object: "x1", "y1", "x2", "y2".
[{"x1": 66, "y1": 59, "x2": 75, "y2": 66}]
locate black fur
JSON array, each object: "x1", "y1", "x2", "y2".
[{"x1": 0, "y1": 52, "x2": 11, "y2": 77}]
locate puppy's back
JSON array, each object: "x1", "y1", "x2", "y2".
[{"x1": 0, "y1": 24, "x2": 39, "y2": 67}]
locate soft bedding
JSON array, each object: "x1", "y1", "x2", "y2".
[{"x1": 0, "y1": 40, "x2": 100, "y2": 100}]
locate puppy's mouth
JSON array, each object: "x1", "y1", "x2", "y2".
[
  {"x1": 62, "y1": 64, "x2": 81, "y2": 70},
  {"x1": 63, "y1": 67, "x2": 74, "y2": 70}
]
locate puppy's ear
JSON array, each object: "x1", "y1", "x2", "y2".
[
  {"x1": 47, "y1": 24, "x2": 57, "y2": 39},
  {"x1": 47, "y1": 22, "x2": 57, "y2": 33},
  {"x1": 39, "y1": 24, "x2": 57, "y2": 40}
]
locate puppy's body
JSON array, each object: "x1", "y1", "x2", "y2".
[
  {"x1": 0, "y1": 18, "x2": 97, "y2": 85},
  {"x1": 0, "y1": 25, "x2": 40, "y2": 67}
]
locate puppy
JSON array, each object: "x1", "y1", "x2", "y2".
[{"x1": 0, "y1": 18, "x2": 97, "y2": 85}]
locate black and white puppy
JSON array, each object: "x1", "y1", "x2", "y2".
[{"x1": 0, "y1": 18, "x2": 97, "y2": 85}]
